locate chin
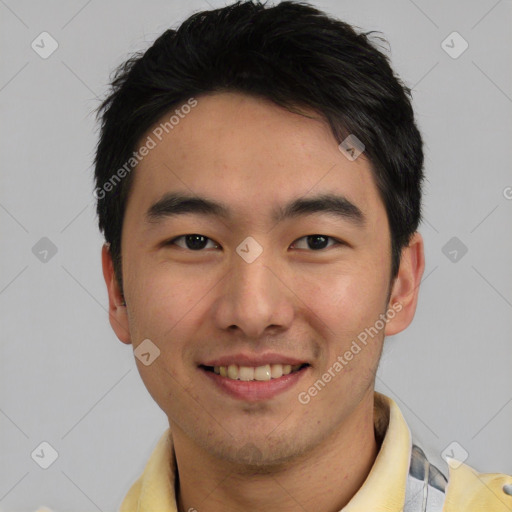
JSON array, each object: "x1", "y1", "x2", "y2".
[{"x1": 203, "y1": 430, "x2": 312, "y2": 470}]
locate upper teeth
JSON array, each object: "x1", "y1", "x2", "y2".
[{"x1": 214, "y1": 363, "x2": 302, "y2": 381}]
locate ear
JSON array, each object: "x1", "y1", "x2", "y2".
[
  {"x1": 101, "y1": 243, "x2": 132, "y2": 345},
  {"x1": 384, "y1": 232, "x2": 425, "y2": 336}
]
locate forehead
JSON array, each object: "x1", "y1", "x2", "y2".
[{"x1": 124, "y1": 92, "x2": 386, "y2": 231}]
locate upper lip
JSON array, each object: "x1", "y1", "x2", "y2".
[{"x1": 200, "y1": 353, "x2": 309, "y2": 367}]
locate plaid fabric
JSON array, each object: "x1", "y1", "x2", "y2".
[{"x1": 403, "y1": 445, "x2": 447, "y2": 512}]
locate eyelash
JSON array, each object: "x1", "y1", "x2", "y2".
[{"x1": 164, "y1": 234, "x2": 344, "y2": 251}]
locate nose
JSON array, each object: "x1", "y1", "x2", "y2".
[{"x1": 212, "y1": 245, "x2": 295, "y2": 339}]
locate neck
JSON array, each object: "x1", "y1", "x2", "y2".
[{"x1": 172, "y1": 390, "x2": 378, "y2": 512}]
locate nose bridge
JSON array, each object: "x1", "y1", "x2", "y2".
[
  {"x1": 233, "y1": 245, "x2": 277, "y2": 311},
  {"x1": 217, "y1": 242, "x2": 293, "y2": 337},
  {"x1": 233, "y1": 251, "x2": 273, "y2": 301}
]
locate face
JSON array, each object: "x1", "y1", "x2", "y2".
[{"x1": 103, "y1": 92, "x2": 423, "y2": 466}]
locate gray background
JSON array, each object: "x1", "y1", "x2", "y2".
[{"x1": 1, "y1": 0, "x2": 511, "y2": 510}]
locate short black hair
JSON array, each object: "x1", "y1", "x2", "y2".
[{"x1": 94, "y1": 0, "x2": 424, "y2": 295}]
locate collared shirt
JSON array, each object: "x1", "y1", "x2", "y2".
[{"x1": 119, "y1": 392, "x2": 512, "y2": 511}]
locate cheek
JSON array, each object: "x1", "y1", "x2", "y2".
[
  {"x1": 300, "y1": 262, "x2": 388, "y2": 382},
  {"x1": 125, "y1": 258, "x2": 229, "y2": 378},
  {"x1": 125, "y1": 263, "x2": 208, "y2": 411},
  {"x1": 126, "y1": 258, "x2": 203, "y2": 333},
  {"x1": 307, "y1": 264, "x2": 387, "y2": 332}
]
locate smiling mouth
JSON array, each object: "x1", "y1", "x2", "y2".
[{"x1": 200, "y1": 363, "x2": 310, "y2": 382}]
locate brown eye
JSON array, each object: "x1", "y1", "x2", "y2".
[
  {"x1": 291, "y1": 235, "x2": 341, "y2": 251},
  {"x1": 167, "y1": 234, "x2": 219, "y2": 251}
]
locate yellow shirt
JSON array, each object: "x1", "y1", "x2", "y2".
[{"x1": 119, "y1": 392, "x2": 512, "y2": 511}]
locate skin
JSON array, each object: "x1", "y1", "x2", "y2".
[{"x1": 102, "y1": 92, "x2": 425, "y2": 512}]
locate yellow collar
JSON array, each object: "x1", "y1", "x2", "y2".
[
  {"x1": 342, "y1": 391, "x2": 412, "y2": 511},
  {"x1": 119, "y1": 391, "x2": 413, "y2": 511},
  {"x1": 119, "y1": 391, "x2": 512, "y2": 511}
]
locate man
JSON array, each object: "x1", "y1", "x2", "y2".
[{"x1": 93, "y1": 1, "x2": 512, "y2": 510}]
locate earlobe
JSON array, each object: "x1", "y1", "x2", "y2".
[
  {"x1": 101, "y1": 243, "x2": 132, "y2": 344},
  {"x1": 384, "y1": 232, "x2": 425, "y2": 337}
]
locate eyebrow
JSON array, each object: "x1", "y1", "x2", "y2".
[{"x1": 145, "y1": 192, "x2": 366, "y2": 227}]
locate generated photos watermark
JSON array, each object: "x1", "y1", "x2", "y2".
[
  {"x1": 93, "y1": 97, "x2": 198, "y2": 200},
  {"x1": 298, "y1": 301, "x2": 403, "y2": 405}
]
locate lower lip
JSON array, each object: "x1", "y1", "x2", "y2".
[{"x1": 200, "y1": 366, "x2": 309, "y2": 402}]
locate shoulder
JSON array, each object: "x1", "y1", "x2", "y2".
[
  {"x1": 406, "y1": 444, "x2": 512, "y2": 511},
  {"x1": 443, "y1": 457, "x2": 512, "y2": 512}
]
